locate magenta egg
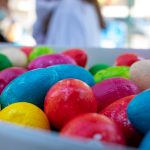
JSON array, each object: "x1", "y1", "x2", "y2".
[
  {"x1": 92, "y1": 77, "x2": 140, "y2": 112},
  {"x1": 0, "y1": 67, "x2": 27, "y2": 94},
  {"x1": 28, "y1": 54, "x2": 77, "y2": 70}
]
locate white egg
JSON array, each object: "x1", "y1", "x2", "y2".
[
  {"x1": 0, "y1": 47, "x2": 27, "y2": 67},
  {"x1": 130, "y1": 59, "x2": 150, "y2": 90}
]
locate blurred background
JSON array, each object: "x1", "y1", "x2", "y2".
[{"x1": 0, "y1": 0, "x2": 150, "y2": 48}]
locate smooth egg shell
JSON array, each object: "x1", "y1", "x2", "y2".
[
  {"x1": 92, "y1": 77, "x2": 140, "y2": 111},
  {"x1": 0, "y1": 64, "x2": 95, "y2": 109},
  {"x1": 0, "y1": 47, "x2": 28, "y2": 67},
  {"x1": 127, "y1": 89, "x2": 150, "y2": 133},
  {"x1": 28, "y1": 54, "x2": 76, "y2": 70},
  {"x1": 130, "y1": 60, "x2": 150, "y2": 90}
]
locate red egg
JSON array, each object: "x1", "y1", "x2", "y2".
[
  {"x1": 44, "y1": 79, "x2": 97, "y2": 130},
  {"x1": 61, "y1": 113, "x2": 125, "y2": 145},
  {"x1": 92, "y1": 77, "x2": 140, "y2": 112},
  {"x1": 63, "y1": 49, "x2": 87, "y2": 67},
  {"x1": 0, "y1": 67, "x2": 27, "y2": 94},
  {"x1": 101, "y1": 95, "x2": 142, "y2": 146},
  {"x1": 28, "y1": 54, "x2": 76, "y2": 70},
  {"x1": 21, "y1": 46, "x2": 33, "y2": 57},
  {"x1": 115, "y1": 53, "x2": 144, "y2": 67}
]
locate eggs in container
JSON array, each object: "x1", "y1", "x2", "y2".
[
  {"x1": 0, "y1": 65, "x2": 95, "y2": 109},
  {"x1": 0, "y1": 47, "x2": 149, "y2": 148}
]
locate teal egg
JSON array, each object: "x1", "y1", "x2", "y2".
[
  {"x1": 0, "y1": 64, "x2": 95, "y2": 109},
  {"x1": 140, "y1": 132, "x2": 150, "y2": 150},
  {"x1": 127, "y1": 89, "x2": 150, "y2": 134}
]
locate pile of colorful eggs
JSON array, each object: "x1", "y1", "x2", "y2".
[{"x1": 0, "y1": 46, "x2": 150, "y2": 149}]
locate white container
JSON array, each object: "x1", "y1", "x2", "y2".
[{"x1": 0, "y1": 45, "x2": 149, "y2": 150}]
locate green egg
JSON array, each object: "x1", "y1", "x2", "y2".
[
  {"x1": 29, "y1": 46, "x2": 54, "y2": 61},
  {"x1": 0, "y1": 54, "x2": 13, "y2": 71},
  {"x1": 89, "y1": 64, "x2": 110, "y2": 75},
  {"x1": 94, "y1": 66, "x2": 130, "y2": 83}
]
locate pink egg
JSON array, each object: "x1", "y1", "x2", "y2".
[
  {"x1": 0, "y1": 67, "x2": 27, "y2": 94},
  {"x1": 115, "y1": 53, "x2": 144, "y2": 67},
  {"x1": 63, "y1": 49, "x2": 87, "y2": 67},
  {"x1": 28, "y1": 54, "x2": 77, "y2": 70},
  {"x1": 92, "y1": 77, "x2": 140, "y2": 112},
  {"x1": 21, "y1": 46, "x2": 33, "y2": 57}
]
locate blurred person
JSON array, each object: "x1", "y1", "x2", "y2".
[
  {"x1": 33, "y1": 0, "x2": 106, "y2": 47},
  {"x1": 0, "y1": 0, "x2": 9, "y2": 42},
  {"x1": 0, "y1": 0, "x2": 21, "y2": 43}
]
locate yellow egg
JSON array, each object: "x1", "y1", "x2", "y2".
[{"x1": 0, "y1": 102, "x2": 50, "y2": 130}]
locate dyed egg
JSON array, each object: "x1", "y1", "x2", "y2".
[
  {"x1": 140, "y1": 132, "x2": 150, "y2": 150},
  {"x1": 28, "y1": 54, "x2": 76, "y2": 70},
  {"x1": 94, "y1": 66, "x2": 129, "y2": 83},
  {"x1": 44, "y1": 79, "x2": 97, "y2": 130},
  {"x1": 47, "y1": 65, "x2": 95, "y2": 86},
  {"x1": 61, "y1": 113, "x2": 125, "y2": 145},
  {"x1": 0, "y1": 102, "x2": 50, "y2": 130},
  {"x1": 89, "y1": 64, "x2": 109, "y2": 75},
  {"x1": 115, "y1": 53, "x2": 144, "y2": 67},
  {"x1": 29, "y1": 46, "x2": 54, "y2": 61},
  {"x1": 63, "y1": 49, "x2": 87, "y2": 67},
  {"x1": 127, "y1": 89, "x2": 150, "y2": 133},
  {"x1": 0, "y1": 65, "x2": 95, "y2": 108},
  {"x1": 21, "y1": 46, "x2": 33, "y2": 57},
  {"x1": 0, "y1": 54, "x2": 13, "y2": 71},
  {"x1": 101, "y1": 95, "x2": 142, "y2": 146},
  {"x1": 92, "y1": 77, "x2": 140, "y2": 111},
  {"x1": 0, "y1": 67, "x2": 27, "y2": 94},
  {"x1": 130, "y1": 60, "x2": 150, "y2": 90},
  {"x1": 0, "y1": 47, "x2": 28, "y2": 67}
]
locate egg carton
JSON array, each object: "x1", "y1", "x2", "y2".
[
  {"x1": 0, "y1": 44, "x2": 150, "y2": 150},
  {"x1": 0, "y1": 122, "x2": 135, "y2": 150}
]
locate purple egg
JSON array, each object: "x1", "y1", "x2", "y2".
[
  {"x1": 92, "y1": 77, "x2": 140, "y2": 112},
  {"x1": 28, "y1": 54, "x2": 77, "y2": 70},
  {"x1": 0, "y1": 67, "x2": 27, "y2": 94}
]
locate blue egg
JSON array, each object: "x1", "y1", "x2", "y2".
[
  {"x1": 140, "y1": 131, "x2": 150, "y2": 150},
  {"x1": 0, "y1": 64, "x2": 95, "y2": 108},
  {"x1": 127, "y1": 89, "x2": 150, "y2": 133},
  {"x1": 47, "y1": 64, "x2": 95, "y2": 86}
]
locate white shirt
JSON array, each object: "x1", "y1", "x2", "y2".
[{"x1": 33, "y1": 0, "x2": 100, "y2": 47}]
